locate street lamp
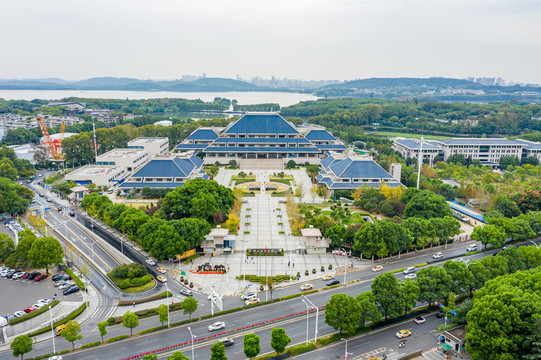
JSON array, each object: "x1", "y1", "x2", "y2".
[
  {"x1": 188, "y1": 327, "x2": 196, "y2": 360},
  {"x1": 49, "y1": 307, "x2": 56, "y2": 355},
  {"x1": 301, "y1": 297, "x2": 310, "y2": 345},
  {"x1": 341, "y1": 338, "x2": 353, "y2": 359},
  {"x1": 164, "y1": 283, "x2": 170, "y2": 328},
  {"x1": 302, "y1": 295, "x2": 318, "y2": 344}
]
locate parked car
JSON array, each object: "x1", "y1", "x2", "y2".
[
  {"x1": 35, "y1": 273, "x2": 48, "y2": 281},
  {"x1": 0, "y1": 317, "x2": 7, "y2": 327},
  {"x1": 63, "y1": 286, "x2": 80, "y2": 296},
  {"x1": 432, "y1": 252, "x2": 444, "y2": 259},
  {"x1": 326, "y1": 279, "x2": 340, "y2": 286},
  {"x1": 179, "y1": 288, "x2": 193, "y2": 297},
  {"x1": 38, "y1": 298, "x2": 52, "y2": 305},
  {"x1": 24, "y1": 307, "x2": 37, "y2": 313},
  {"x1": 208, "y1": 321, "x2": 226, "y2": 332},
  {"x1": 48, "y1": 356, "x2": 63, "y2": 360},
  {"x1": 502, "y1": 245, "x2": 513, "y2": 250},
  {"x1": 7, "y1": 270, "x2": 21, "y2": 279},
  {"x1": 415, "y1": 316, "x2": 426, "y2": 324},
  {"x1": 32, "y1": 303, "x2": 45, "y2": 309},
  {"x1": 27, "y1": 272, "x2": 41, "y2": 280},
  {"x1": 146, "y1": 259, "x2": 156, "y2": 266},
  {"x1": 59, "y1": 283, "x2": 73, "y2": 291},
  {"x1": 14, "y1": 311, "x2": 26, "y2": 317},
  {"x1": 52, "y1": 274, "x2": 65, "y2": 282},
  {"x1": 435, "y1": 311, "x2": 444, "y2": 318},
  {"x1": 12, "y1": 272, "x2": 25, "y2": 280},
  {"x1": 55, "y1": 280, "x2": 69, "y2": 288},
  {"x1": 453, "y1": 258, "x2": 464, "y2": 263},
  {"x1": 241, "y1": 292, "x2": 257, "y2": 300},
  {"x1": 466, "y1": 244, "x2": 478, "y2": 252}
]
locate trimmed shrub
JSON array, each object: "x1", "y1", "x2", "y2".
[
  {"x1": 81, "y1": 341, "x2": 101, "y2": 349},
  {"x1": 28, "y1": 302, "x2": 87, "y2": 337},
  {"x1": 288, "y1": 343, "x2": 317, "y2": 356},
  {"x1": 120, "y1": 279, "x2": 130, "y2": 289},
  {"x1": 64, "y1": 268, "x2": 85, "y2": 291},
  {"x1": 9, "y1": 300, "x2": 59, "y2": 326},
  {"x1": 105, "y1": 335, "x2": 130, "y2": 343}
]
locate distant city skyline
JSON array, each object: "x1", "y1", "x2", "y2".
[{"x1": 1, "y1": 0, "x2": 540, "y2": 84}]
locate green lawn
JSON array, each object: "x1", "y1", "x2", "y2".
[
  {"x1": 343, "y1": 212, "x2": 369, "y2": 225},
  {"x1": 366, "y1": 131, "x2": 452, "y2": 140}
]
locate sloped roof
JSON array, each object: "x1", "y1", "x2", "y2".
[
  {"x1": 204, "y1": 146, "x2": 319, "y2": 153},
  {"x1": 305, "y1": 129, "x2": 337, "y2": 141},
  {"x1": 130, "y1": 156, "x2": 200, "y2": 178},
  {"x1": 395, "y1": 139, "x2": 439, "y2": 150},
  {"x1": 224, "y1": 114, "x2": 299, "y2": 134},
  {"x1": 212, "y1": 138, "x2": 312, "y2": 144},
  {"x1": 175, "y1": 144, "x2": 209, "y2": 150},
  {"x1": 320, "y1": 156, "x2": 337, "y2": 169},
  {"x1": 120, "y1": 182, "x2": 183, "y2": 189},
  {"x1": 186, "y1": 128, "x2": 219, "y2": 141},
  {"x1": 437, "y1": 138, "x2": 520, "y2": 146},
  {"x1": 334, "y1": 159, "x2": 393, "y2": 179},
  {"x1": 315, "y1": 144, "x2": 347, "y2": 151}
]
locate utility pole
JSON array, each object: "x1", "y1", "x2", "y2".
[
  {"x1": 416, "y1": 137, "x2": 423, "y2": 189},
  {"x1": 92, "y1": 120, "x2": 98, "y2": 163}
]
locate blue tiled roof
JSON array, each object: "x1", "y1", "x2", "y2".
[
  {"x1": 204, "y1": 147, "x2": 320, "y2": 153},
  {"x1": 186, "y1": 129, "x2": 219, "y2": 141},
  {"x1": 329, "y1": 158, "x2": 353, "y2": 177},
  {"x1": 175, "y1": 144, "x2": 209, "y2": 150},
  {"x1": 323, "y1": 181, "x2": 402, "y2": 190},
  {"x1": 189, "y1": 155, "x2": 204, "y2": 168},
  {"x1": 336, "y1": 160, "x2": 394, "y2": 180},
  {"x1": 130, "y1": 157, "x2": 199, "y2": 179},
  {"x1": 516, "y1": 139, "x2": 541, "y2": 150},
  {"x1": 212, "y1": 138, "x2": 312, "y2": 144},
  {"x1": 315, "y1": 144, "x2": 347, "y2": 151},
  {"x1": 224, "y1": 114, "x2": 299, "y2": 134},
  {"x1": 395, "y1": 139, "x2": 439, "y2": 150},
  {"x1": 320, "y1": 156, "x2": 337, "y2": 169},
  {"x1": 305, "y1": 129, "x2": 337, "y2": 141}
]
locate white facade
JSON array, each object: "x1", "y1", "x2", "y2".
[
  {"x1": 389, "y1": 163, "x2": 402, "y2": 182},
  {"x1": 96, "y1": 148, "x2": 148, "y2": 173},
  {"x1": 436, "y1": 139, "x2": 522, "y2": 164},
  {"x1": 393, "y1": 139, "x2": 440, "y2": 165},
  {"x1": 65, "y1": 165, "x2": 125, "y2": 187},
  {"x1": 128, "y1": 137, "x2": 169, "y2": 159}
]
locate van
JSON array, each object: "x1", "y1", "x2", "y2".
[
  {"x1": 54, "y1": 324, "x2": 66, "y2": 336},
  {"x1": 107, "y1": 188, "x2": 114, "y2": 194},
  {"x1": 466, "y1": 244, "x2": 477, "y2": 252},
  {"x1": 403, "y1": 267, "x2": 415, "y2": 275}
]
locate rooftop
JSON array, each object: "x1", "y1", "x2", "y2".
[
  {"x1": 305, "y1": 129, "x2": 338, "y2": 141},
  {"x1": 301, "y1": 225, "x2": 322, "y2": 237},
  {"x1": 186, "y1": 128, "x2": 220, "y2": 141},
  {"x1": 224, "y1": 113, "x2": 299, "y2": 135},
  {"x1": 97, "y1": 148, "x2": 147, "y2": 159},
  {"x1": 67, "y1": 165, "x2": 122, "y2": 176},
  {"x1": 395, "y1": 139, "x2": 439, "y2": 150},
  {"x1": 128, "y1": 137, "x2": 169, "y2": 145},
  {"x1": 437, "y1": 138, "x2": 521, "y2": 146}
]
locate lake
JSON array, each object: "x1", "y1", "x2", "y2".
[{"x1": 0, "y1": 90, "x2": 318, "y2": 107}]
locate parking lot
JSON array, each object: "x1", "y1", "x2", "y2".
[{"x1": 0, "y1": 269, "x2": 83, "y2": 317}]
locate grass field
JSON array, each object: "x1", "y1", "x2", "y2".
[{"x1": 366, "y1": 131, "x2": 452, "y2": 140}]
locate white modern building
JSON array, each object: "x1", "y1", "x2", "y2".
[
  {"x1": 65, "y1": 165, "x2": 126, "y2": 187},
  {"x1": 128, "y1": 137, "x2": 169, "y2": 159},
  {"x1": 393, "y1": 139, "x2": 440, "y2": 165},
  {"x1": 96, "y1": 148, "x2": 148, "y2": 173}
]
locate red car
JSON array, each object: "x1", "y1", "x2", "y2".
[
  {"x1": 24, "y1": 307, "x2": 36, "y2": 313},
  {"x1": 35, "y1": 274, "x2": 48, "y2": 281}
]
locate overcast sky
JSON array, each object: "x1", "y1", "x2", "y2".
[{"x1": 2, "y1": 0, "x2": 540, "y2": 84}]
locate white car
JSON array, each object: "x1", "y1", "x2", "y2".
[
  {"x1": 0, "y1": 317, "x2": 7, "y2": 327},
  {"x1": 145, "y1": 259, "x2": 156, "y2": 266},
  {"x1": 454, "y1": 258, "x2": 464, "y2": 262},
  {"x1": 241, "y1": 292, "x2": 257, "y2": 300},
  {"x1": 208, "y1": 321, "x2": 226, "y2": 332},
  {"x1": 38, "y1": 298, "x2": 52, "y2": 305},
  {"x1": 405, "y1": 273, "x2": 416, "y2": 280},
  {"x1": 33, "y1": 303, "x2": 45, "y2": 309},
  {"x1": 48, "y1": 356, "x2": 63, "y2": 360},
  {"x1": 432, "y1": 252, "x2": 443, "y2": 259},
  {"x1": 466, "y1": 244, "x2": 478, "y2": 252},
  {"x1": 12, "y1": 272, "x2": 24, "y2": 280},
  {"x1": 14, "y1": 311, "x2": 26, "y2": 317}
]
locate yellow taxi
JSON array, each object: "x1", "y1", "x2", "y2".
[
  {"x1": 245, "y1": 297, "x2": 260, "y2": 306},
  {"x1": 396, "y1": 329, "x2": 411, "y2": 338},
  {"x1": 156, "y1": 267, "x2": 166, "y2": 274},
  {"x1": 322, "y1": 274, "x2": 334, "y2": 281},
  {"x1": 156, "y1": 275, "x2": 167, "y2": 283},
  {"x1": 300, "y1": 283, "x2": 313, "y2": 291},
  {"x1": 372, "y1": 265, "x2": 383, "y2": 272}
]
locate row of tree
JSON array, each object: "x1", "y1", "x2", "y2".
[
  {"x1": 324, "y1": 245, "x2": 541, "y2": 339},
  {"x1": 3, "y1": 228, "x2": 63, "y2": 272}
]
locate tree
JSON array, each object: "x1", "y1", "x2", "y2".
[
  {"x1": 324, "y1": 293, "x2": 361, "y2": 334},
  {"x1": 210, "y1": 341, "x2": 228, "y2": 360},
  {"x1": 401, "y1": 217, "x2": 430, "y2": 250},
  {"x1": 371, "y1": 272, "x2": 403, "y2": 320},
  {"x1": 324, "y1": 224, "x2": 347, "y2": 249},
  {"x1": 228, "y1": 159, "x2": 237, "y2": 168},
  {"x1": 122, "y1": 311, "x2": 139, "y2": 336},
  {"x1": 182, "y1": 297, "x2": 198, "y2": 320},
  {"x1": 443, "y1": 260, "x2": 474, "y2": 296},
  {"x1": 143, "y1": 355, "x2": 158, "y2": 360},
  {"x1": 158, "y1": 304, "x2": 168, "y2": 328},
  {"x1": 210, "y1": 164, "x2": 219, "y2": 178},
  {"x1": 471, "y1": 224, "x2": 506, "y2": 249},
  {"x1": 167, "y1": 352, "x2": 190, "y2": 360},
  {"x1": 225, "y1": 214, "x2": 240, "y2": 234},
  {"x1": 401, "y1": 278, "x2": 420, "y2": 316},
  {"x1": 271, "y1": 328, "x2": 291, "y2": 354},
  {"x1": 518, "y1": 245, "x2": 541, "y2": 269},
  {"x1": 0, "y1": 158, "x2": 18, "y2": 180},
  {"x1": 62, "y1": 320, "x2": 83, "y2": 349},
  {"x1": 356, "y1": 291, "x2": 381, "y2": 326},
  {"x1": 466, "y1": 269, "x2": 541, "y2": 359},
  {"x1": 97, "y1": 321, "x2": 108, "y2": 343},
  {"x1": 499, "y1": 155, "x2": 519, "y2": 169},
  {"x1": 11, "y1": 335, "x2": 32, "y2": 360},
  {"x1": 494, "y1": 195, "x2": 521, "y2": 218},
  {"x1": 0, "y1": 177, "x2": 33, "y2": 214},
  {"x1": 447, "y1": 153, "x2": 467, "y2": 166},
  {"x1": 403, "y1": 190, "x2": 452, "y2": 219},
  {"x1": 27, "y1": 237, "x2": 63, "y2": 274},
  {"x1": 0, "y1": 233, "x2": 15, "y2": 262},
  {"x1": 286, "y1": 160, "x2": 296, "y2": 169},
  {"x1": 416, "y1": 266, "x2": 452, "y2": 305},
  {"x1": 243, "y1": 333, "x2": 261, "y2": 359}
]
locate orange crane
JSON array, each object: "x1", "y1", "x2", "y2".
[{"x1": 38, "y1": 116, "x2": 57, "y2": 159}]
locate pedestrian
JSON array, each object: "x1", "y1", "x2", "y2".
[
  {"x1": 292, "y1": 262, "x2": 295, "y2": 268},
  {"x1": 288, "y1": 261, "x2": 290, "y2": 267},
  {"x1": 85, "y1": 288, "x2": 88, "y2": 293},
  {"x1": 133, "y1": 301, "x2": 135, "y2": 308}
]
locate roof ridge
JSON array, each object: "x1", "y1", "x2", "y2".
[{"x1": 172, "y1": 157, "x2": 187, "y2": 176}]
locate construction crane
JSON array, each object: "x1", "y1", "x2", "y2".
[{"x1": 38, "y1": 116, "x2": 65, "y2": 160}]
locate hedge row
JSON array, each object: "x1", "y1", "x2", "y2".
[
  {"x1": 235, "y1": 274, "x2": 292, "y2": 284},
  {"x1": 9, "y1": 300, "x2": 59, "y2": 326},
  {"x1": 106, "y1": 335, "x2": 130, "y2": 343},
  {"x1": 80, "y1": 341, "x2": 101, "y2": 349},
  {"x1": 118, "y1": 291, "x2": 172, "y2": 306},
  {"x1": 391, "y1": 262, "x2": 429, "y2": 274},
  {"x1": 28, "y1": 302, "x2": 87, "y2": 337},
  {"x1": 64, "y1": 268, "x2": 85, "y2": 291}
]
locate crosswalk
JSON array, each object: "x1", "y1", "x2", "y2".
[{"x1": 351, "y1": 347, "x2": 398, "y2": 360}]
